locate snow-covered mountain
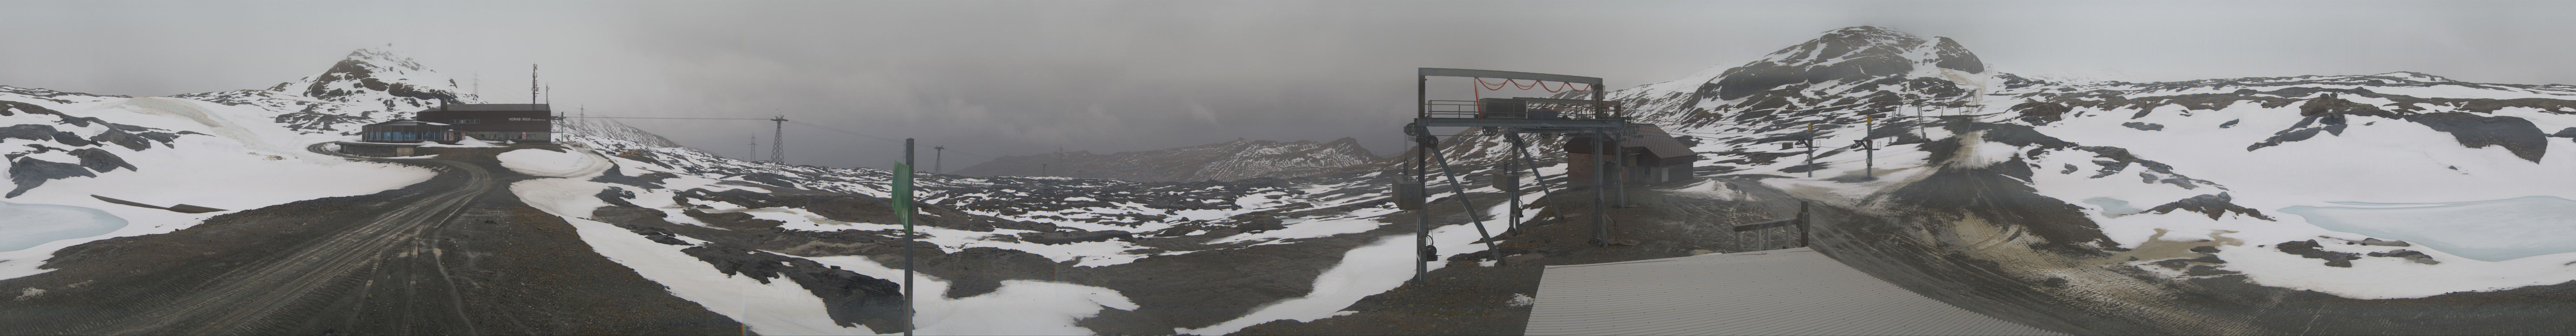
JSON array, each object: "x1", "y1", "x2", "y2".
[
  {"x1": 949, "y1": 137, "x2": 1381, "y2": 182},
  {"x1": 1584, "y1": 26, "x2": 2576, "y2": 300},
  {"x1": 173, "y1": 47, "x2": 480, "y2": 134}
]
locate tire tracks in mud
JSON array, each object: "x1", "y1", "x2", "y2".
[{"x1": 85, "y1": 143, "x2": 491, "y2": 335}]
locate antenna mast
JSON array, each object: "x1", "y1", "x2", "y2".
[{"x1": 529, "y1": 64, "x2": 539, "y2": 105}]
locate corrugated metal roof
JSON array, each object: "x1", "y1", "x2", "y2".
[{"x1": 1525, "y1": 247, "x2": 2061, "y2": 336}]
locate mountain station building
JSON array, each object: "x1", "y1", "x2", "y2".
[
  {"x1": 414, "y1": 103, "x2": 555, "y2": 143},
  {"x1": 1565, "y1": 123, "x2": 1701, "y2": 185}
]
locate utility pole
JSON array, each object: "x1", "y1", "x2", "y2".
[
  {"x1": 1040, "y1": 163, "x2": 1048, "y2": 176},
  {"x1": 1804, "y1": 124, "x2": 1816, "y2": 178},
  {"x1": 748, "y1": 135, "x2": 758, "y2": 160},
  {"x1": 1865, "y1": 116, "x2": 1875, "y2": 178},
  {"x1": 932, "y1": 146, "x2": 945, "y2": 174},
  {"x1": 769, "y1": 116, "x2": 787, "y2": 164}
]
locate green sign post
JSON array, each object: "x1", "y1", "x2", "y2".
[{"x1": 895, "y1": 139, "x2": 916, "y2": 336}]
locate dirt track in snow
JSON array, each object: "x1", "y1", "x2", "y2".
[{"x1": 0, "y1": 144, "x2": 739, "y2": 335}]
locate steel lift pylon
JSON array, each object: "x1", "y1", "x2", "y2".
[{"x1": 1402, "y1": 68, "x2": 1632, "y2": 284}]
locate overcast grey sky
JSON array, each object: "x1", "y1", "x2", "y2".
[{"x1": 5, "y1": 1, "x2": 2573, "y2": 170}]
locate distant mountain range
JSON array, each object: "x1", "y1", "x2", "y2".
[{"x1": 948, "y1": 137, "x2": 1380, "y2": 182}]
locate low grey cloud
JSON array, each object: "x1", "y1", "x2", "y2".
[{"x1": 4, "y1": 1, "x2": 2572, "y2": 170}]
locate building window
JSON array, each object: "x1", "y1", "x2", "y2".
[{"x1": 456, "y1": 119, "x2": 481, "y2": 124}]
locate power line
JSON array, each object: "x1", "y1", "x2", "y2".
[{"x1": 785, "y1": 119, "x2": 906, "y2": 144}]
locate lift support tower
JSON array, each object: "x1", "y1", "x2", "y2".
[{"x1": 1402, "y1": 68, "x2": 1631, "y2": 284}]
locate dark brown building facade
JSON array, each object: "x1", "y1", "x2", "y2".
[
  {"x1": 415, "y1": 103, "x2": 554, "y2": 143},
  {"x1": 1564, "y1": 124, "x2": 1700, "y2": 185}
]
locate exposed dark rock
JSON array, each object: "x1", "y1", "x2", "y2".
[
  {"x1": 92, "y1": 194, "x2": 222, "y2": 213},
  {"x1": 681, "y1": 245, "x2": 905, "y2": 332},
  {"x1": 681, "y1": 209, "x2": 785, "y2": 230},
  {"x1": 2183, "y1": 264, "x2": 2242, "y2": 276},
  {"x1": 2074, "y1": 146, "x2": 2212, "y2": 188},
  {"x1": 2355, "y1": 238, "x2": 2411, "y2": 247},
  {"x1": 8, "y1": 157, "x2": 94, "y2": 198},
  {"x1": 2220, "y1": 119, "x2": 2240, "y2": 128},
  {"x1": 2151, "y1": 254, "x2": 2225, "y2": 270},
  {"x1": 89, "y1": 195, "x2": 168, "y2": 210},
  {"x1": 595, "y1": 187, "x2": 639, "y2": 208},
  {"x1": 2366, "y1": 249, "x2": 2440, "y2": 264},
  {"x1": 1020, "y1": 230, "x2": 1134, "y2": 245},
  {"x1": 2011, "y1": 101, "x2": 2070, "y2": 126},
  {"x1": 2239, "y1": 94, "x2": 2551, "y2": 162},
  {"x1": 2144, "y1": 193, "x2": 2274, "y2": 220},
  {"x1": 0, "y1": 124, "x2": 57, "y2": 141},
  {"x1": 920, "y1": 247, "x2": 1062, "y2": 298},
  {"x1": 1930, "y1": 36, "x2": 1984, "y2": 74},
  {"x1": 68, "y1": 148, "x2": 134, "y2": 173},
  {"x1": 1887, "y1": 152, "x2": 2116, "y2": 249},
  {"x1": 2121, "y1": 122, "x2": 2166, "y2": 131},
  {"x1": 589, "y1": 165, "x2": 676, "y2": 189},
  {"x1": 1707, "y1": 27, "x2": 1927, "y2": 101},
  {"x1": 50, "y1": 131, "x2": 93, "y2": 147},
  {"x1": 2404, "y1": 112, "x2": 2548, "y2": 162},
  {"x1": 162, "y1": 204, "x2": 224, "y2": 214},
  {"x1": 2277, "y1": 240, "x2": 2361, "y2": 267},
  {"x1": 87, "y1": 130, "x2": 154, "y2": 151},
  {"x1": 1229, "y1": 211, "x2": 1288, "y2": 232}
]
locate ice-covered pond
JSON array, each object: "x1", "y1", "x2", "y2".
[
  {"x1": 2281, "y1": 196, "x2": 2576, "y2": 262},
  {"x1": 0, "y1": 201, "x2": 127, "y2": 251}
]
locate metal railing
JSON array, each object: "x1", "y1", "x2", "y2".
[{"x1": 1422, "y1": 100, "x2": 1616, "y2": 120}]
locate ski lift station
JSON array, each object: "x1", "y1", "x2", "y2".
[
  {"x1": 1402, "y1": 68, "x2": 2050, "y2": 335},
  {"x1": 339, "y1": 103, "x2": 556, "y2": 157}
]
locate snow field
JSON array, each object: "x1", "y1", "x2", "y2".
[
  {"x1": 807, "y1": 255, "x2": 1140, "y2": 336},
  {"x1": 498, "y1": 148, "x2": 611, "y2": 178},
  {"x1": 0, "y1": 96, "x2": 434, "y2": 282},
  {"x1": 1183, "y1": 191, "x2": 1538, "y2": 335},
  {"x1": 2021, "y1": 99, "x2": 2576, "y2": 299},
  {"x1": 518, "y1": 156, "x2": 1152, "y2": 335},
  {"x1": 510, "y1": 162, "x2": 887, "y2": 335}
]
